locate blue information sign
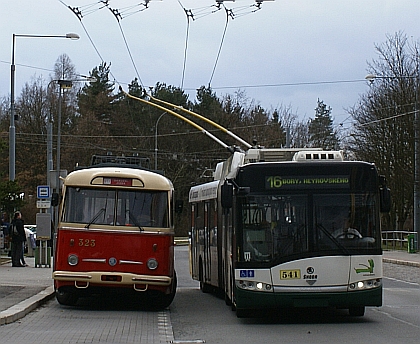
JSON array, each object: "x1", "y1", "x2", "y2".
[
  {"x1": 37, "y1": 185, "x2": 50, "y2": 199},
  {"x1": 240, "y1": 270, "x2": 255, "y2": 278}
]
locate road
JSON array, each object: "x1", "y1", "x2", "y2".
[
  {"x1": 0, "y1": 246, "x2": 419, "y2": 344},
  {"x1": 171, "y1": 246, "x2": 420, "y2": 344}
]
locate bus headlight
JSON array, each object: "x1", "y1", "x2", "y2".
[
  {"x1": 147, "y1": 258, "x2": 158, "y2": 270},
  {"x1": 236, "y1": 280, "x2": 273, "y2": 292},
  {"x1": 349, "y1": 278, "x2": 381, "y2": 291},
  {"x1": 68, "y1": 254, "x2": 79, "y2": 266}
]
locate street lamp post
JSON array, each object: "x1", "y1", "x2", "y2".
[
  {"x1": 155, "y1": 112, "x2": 167, "y2": 170},
  {"x1": 9, "y1": 33, "x2": 79, "y2": 181},
  {"x1": 54, "y1": 80, "x2": 72, "y2": 227},
  {"x1": 47, "y1": 76, "x2": 95, "y2": 187},
  {"x1": 365, "y1": 73, "x2": 419, "y2": 250}
]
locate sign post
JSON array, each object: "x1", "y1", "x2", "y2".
[{"x1": 35, "y1": 185, "x2": 51, "y2": 267}]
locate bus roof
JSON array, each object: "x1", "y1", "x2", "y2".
[{"x1": 64, "y1": 167, "x2": 173, "y2": 191}]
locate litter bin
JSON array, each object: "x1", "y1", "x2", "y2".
[
  {"x1": 35, "y1": 245, "x2": 51, "y2": 267},
  {"x1": 407, "y1": 234, "x2": 416, "y2": 253}
]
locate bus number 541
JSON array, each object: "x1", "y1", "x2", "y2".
[{"x1": 280, "y1": 269, "x2": 301, "y2": 280}]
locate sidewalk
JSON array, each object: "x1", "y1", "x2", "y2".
[
  {"x1": 1, "y1": 250, "x2": 419, "y2": 326},
  {"x1": 382, "y1": 249, "x2": 420, "y2": 267},
  {"x1": 0, "y1": 256, "x2": 53, "y2": 325}
]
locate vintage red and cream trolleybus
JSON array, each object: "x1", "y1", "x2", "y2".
[{"x1": 53, "y1": 156, "x2": 177, "y2": 309}]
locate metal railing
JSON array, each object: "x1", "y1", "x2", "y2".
[{"x1": 382, "y1": 230, "x2": 418, "y2": 250}]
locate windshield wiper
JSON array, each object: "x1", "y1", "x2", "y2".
[
  {"x1": 85, "y1": 208, "x2": 106, "y2": 229},
  {"x1": 128, "y1": 211, "x2": 144, "y2": 231},
  {"x1": 316, "y1": 223, "x2": 350, "y2": 255}
]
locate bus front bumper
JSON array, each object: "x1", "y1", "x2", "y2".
[
  {"x1": 235, "y1": 285, "x2": 382, "y2": 310},
  {"x1": 53, "y1": 270, "x2": 172, "y2": 287}
]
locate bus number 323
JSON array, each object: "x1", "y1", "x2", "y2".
[{"x1": 79, "y1": 239, "x2": 96, "y2": 247}]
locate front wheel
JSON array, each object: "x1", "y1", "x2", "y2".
[
  {"x1": 349, "y1": 306, "x2": 365, "y2": 316},
  {"x1": 199, "y1": 263, "x2": 212, "y2": 293},
  {"x1": 149, "y1": 272, "x2": 178, "y2": 310},
  {"x1": 56, "y1": 289, "x2": 78, "y2": 306}
]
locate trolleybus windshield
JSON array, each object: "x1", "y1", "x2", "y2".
[
  {"x1": 62, "y1": 187, "x2": 169, "y2": 228},
  {"x1": 239, "y1": 192, "x2": 379, "y2": 263}
]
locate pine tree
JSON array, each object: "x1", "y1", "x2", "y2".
[{"x1": 308, "y1": 99, "x2": 339, "y2": 150}]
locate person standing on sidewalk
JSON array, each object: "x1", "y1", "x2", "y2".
[{"x1": 10, "y1": 211, "x2": 26, "y2": 267}]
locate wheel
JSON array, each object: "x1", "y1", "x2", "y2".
[
  {"x1": 55, "y1": 289, "x2": 78, "y2": 306},
  {"x1": 199, "y1": 262, "x2": 212, "y2": 293},
  {"x1": 199, "y1": 280, "x2": 212, "y2": 293},
  {"x1": 161, "y1": 271, "x2": 178, "y2": 308},
  {"x1": 349, "y1": 306, "x2": 365, "y2": 316},
  {"x1": 236, "y1": 308, "x2": 249, "y2": 318},
  {"x1": 224, "y1": 291, "x2": 232, "y2": 306},
  {"x1": 225, "y1": 273, "x2": 233, "y2": 307}
]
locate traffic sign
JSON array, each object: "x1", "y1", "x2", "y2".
[
  {"x1": 37, "y1": 200, "x2": 51, "y2": 209},
  {"x1": 37, "y1": 185, "x2": 50, "y2": 199}
]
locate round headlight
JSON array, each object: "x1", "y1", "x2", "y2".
[
  {"x1": 68, "y1": 254, "x2": 79, "y2": 266},
  {"x1": 147, "y1": 258, "x2": 158, "y2": 270}
]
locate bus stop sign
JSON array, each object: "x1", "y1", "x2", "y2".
[{"x1": 37, "y1": 185, "x2": 50, "y2": 199}]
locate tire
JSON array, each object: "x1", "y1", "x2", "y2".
[
  {"x1": 236, "y1": 308, "x2": 249, "y2": 318},
  {"x1": 162, "y1": 271, "x2": 178, "y2": 308},
  {"x1": 56, "y1": 289, "x2": 78, "y2": 306},
  {"x1": 199, "y1": 262, "x2": 212, "y2": 293},
  {"x1": 199, "y1": 280, "x2": 212, "y2": 293},
  {"x1": 224, "y1": 292, "x2": 232, "y2": 306},
  {"x1": 149, "y1": 272, "x2": 178, "y2": 310},
  {"x1": 349, "y1": 306, "x2": 365, "y2": 316}
]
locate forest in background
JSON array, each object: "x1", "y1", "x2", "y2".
[{"x1": 0, "y1": 32, "x2": 418, "y2": 234}]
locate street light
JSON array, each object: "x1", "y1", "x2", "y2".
[
  {"x1": 46, "y1": 76, "x2": 96, "y2": 188},
  {"x1": 155, "y1": 112, "x2": 167, "y2": 170},
  {"x1": 9, "y1": 33, "x2": 79, "y2": 181},
  {"x1": 365, "y1": 73, "x2": 419, "y2": 250},
  {"x1": 47, "y1": 76, "x2": 95, "y2": 227}
]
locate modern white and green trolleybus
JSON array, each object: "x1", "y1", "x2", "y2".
[{"x1": 189, "y1": 149, "x2": 391, "y2": 317}]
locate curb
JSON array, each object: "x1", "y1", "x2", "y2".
[
  {"x1": 0, "y1": 286, "x2": 55, "y2": 325},
  {"x1": 383, "y1": 258, "x2": 420, "y2": 268}
]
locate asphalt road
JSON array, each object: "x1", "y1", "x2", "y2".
[
  {"x1": 0, "y1": 246, "x2": 418, "y2": 344},
  {"x1": 170, "y1": 246, "x2": 420, "y2": 344}
]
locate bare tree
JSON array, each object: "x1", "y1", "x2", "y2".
[{"x1": 348, "y1": 31, "x2": 419, "y2": 230}]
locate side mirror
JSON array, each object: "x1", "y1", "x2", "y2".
[
  {"x1": 380, "y1": 187, "x2": 391, "y2": 213},
  {"x1": 221, "y1": 182, "x2": 233, "y2": 209}
]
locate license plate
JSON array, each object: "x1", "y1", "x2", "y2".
[{"x1": 280, "y1": 269, "x2": 301, "y2": 280}]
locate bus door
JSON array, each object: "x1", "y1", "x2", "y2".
[
  {"x1": 190, "y1": 203, "x2": 199, "y2": 281},
  {"x1": 204, "y1": 202, "x2": 211, "y2": 283}
]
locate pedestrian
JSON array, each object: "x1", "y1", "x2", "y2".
[{"x1": 10, "y1": 211, "x2": 26, "y2": 267}]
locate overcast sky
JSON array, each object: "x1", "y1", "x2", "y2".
[{"x1": 1, "y1": 0, "x2": 419, "y2": 129}]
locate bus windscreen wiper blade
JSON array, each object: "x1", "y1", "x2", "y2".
[
  {"x1": 85, "y1": 208, "x2": 106, "y2": 228},
  {"x1": 128, "y1": 211, "x2": 144, "y2": 231},
  {"x1": 316, "y1": 223, "x2": 350, "y2": 255}
]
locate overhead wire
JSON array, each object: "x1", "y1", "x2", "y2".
[
  {"x1": 60, "y1": 1, "x2": 117, "y2": 82},
  {"x1": 59, "y1": 1, "x2": 272, "y2": 94},
  {"x1": 208, "y1": 4, "x2": 231, "y2": 86},
  {"x1": 105, "y1": 4, "x2": 146, "y2": 88},
  {"x1": 178, "y1": 0, "x2": 193, "y2": 90},
  {"x1": 177, "y1": 0, "x2": 223, "y2": 89}
]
